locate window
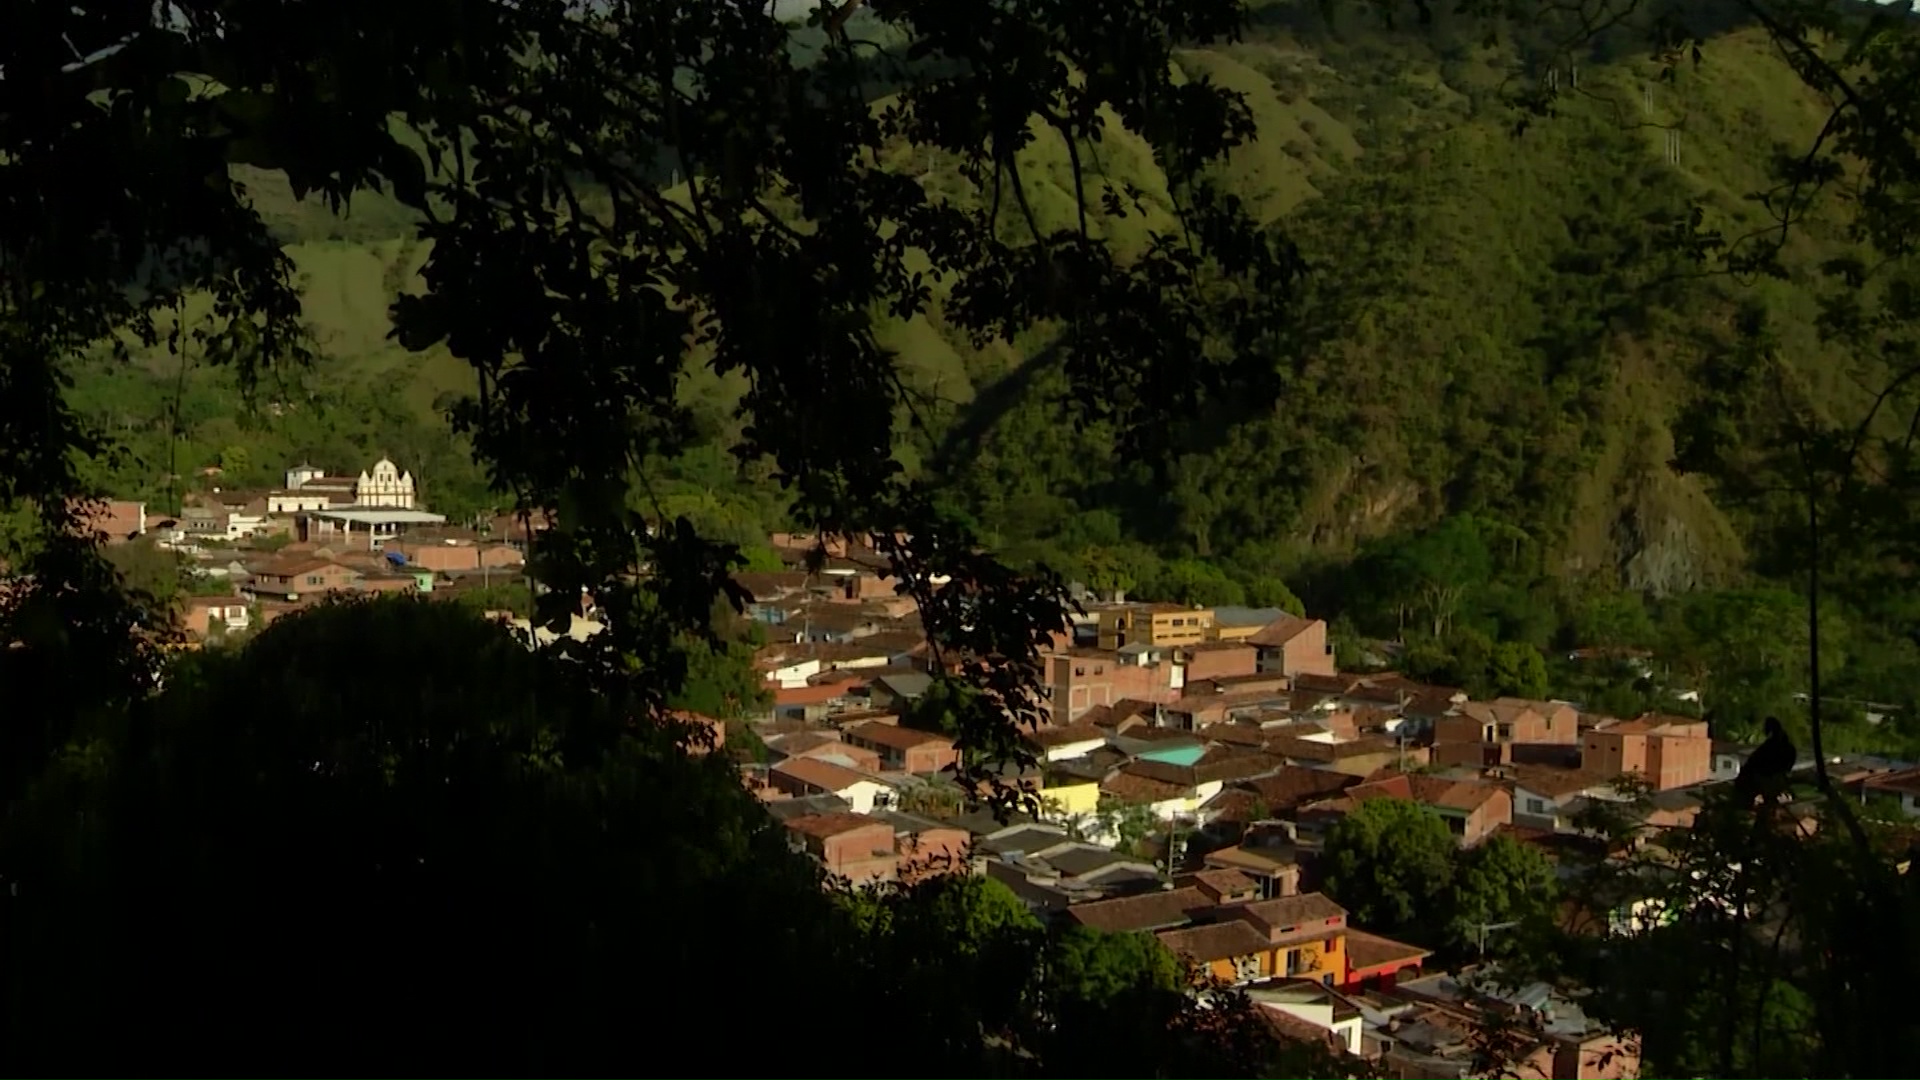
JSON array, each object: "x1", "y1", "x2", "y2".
[
  {"x1": 305, "y1": 575, "x2": 322, "y2": 586},
  {"x1": 1093, "y1": 665, "x2": 1104, "y2": 675},
  {"x1": 1074, "y1": 666, "x2": 1085, "y2": 677},
  {"x1": 1526, "y1": 798, "x2": 1546, "y2": 815}
]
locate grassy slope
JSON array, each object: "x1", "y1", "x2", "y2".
[
  {"x1": 60, "y1": 9, "x2": 1859, "y2": 584},
  {"x1": 939, "y1": 16, "x2": 1856, "y2": 589}
]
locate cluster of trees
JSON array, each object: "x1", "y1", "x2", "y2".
[{"x1": 1318, "y1": 799, "x2": 1560, "y2": 961}]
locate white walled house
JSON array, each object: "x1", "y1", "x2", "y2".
[{"x1": 764, "y1": 658, "x2": 824, "y2": 690}]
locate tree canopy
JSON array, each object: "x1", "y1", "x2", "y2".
[{"x1": 1318, "y1": 797, "x2": 1457, "y2": 938}]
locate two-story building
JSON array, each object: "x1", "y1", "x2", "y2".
[
  {"x1": 1042, "y1": 647, "x2": 1183, "y2": 720},
  {"x1": 179, "y1": 595, "x2": 252, "y2": 639},
  {"x1": 782, "y1": 812, "x2": 900, "y2": 885},
  {"x1": 1432, "y1": 698, "x2": 1582, "y2": 769},
  {"x1": 1246, "y1": 614, "x2": 1338, "y2": 679},
  {"x1": 1096, "y1": 602, "x2": 1215, "y2": 651},
  {"x1": 244, "y1": 557, "x2": 362, "y2": 600},
  {"x1": 767, "y1": 756, "x2": 898, "y2": 814},
  {"x1": 1582, "y1": 714, "x2": 1712, "y2": 791}
]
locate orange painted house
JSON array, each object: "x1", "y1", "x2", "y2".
[{"x1": 1152, "y1": 892, "x2": 1429, "y2": 991}]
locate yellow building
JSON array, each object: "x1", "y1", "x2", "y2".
[
  {"x1": 1096, "y1": 602, "x2": 1215, "y2": 650},
  {"x1": 1037, "y1": 779, "x2": 1101, "y2": 820},
  {"x1": 1157, "y1": 892, "x2": 1353, "y2": 988}
]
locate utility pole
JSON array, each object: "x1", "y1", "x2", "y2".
[{"x1": 1472, "y1": 920, "x2": 1522, "y2": 960}]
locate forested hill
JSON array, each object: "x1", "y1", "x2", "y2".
[
  {"x1": 938, "y1": 7, "x2": 1845, "y2": 595},
  {"x1": 47, "y1": 4, "x2": 1898, "y2": 699}
]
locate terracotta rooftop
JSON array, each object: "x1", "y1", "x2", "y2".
[
  {"x1": 1866, "y1": 766, "x2": 1920, "y2": 797},
  {"x1": 250, "y1": 556, "x2": 350, "y2": 578},
  {"x1": 1099, "y1": 771, "x2": 1192, "y2": 804},
  {"x1": 1201, "y1": 789, "x2": 1263, "y2": 825},
  {"x1": 770, "y1": 731, "x2": 843, "y2": 756},
  {"x1": 1257, "y1": 1006, "x2": 1347, "y2": 1052},
  {"x1": 1344, "y1": 770, "x2": 1506, "y2": 815},
  {"x1": 1077, "y1": 704, "x2": 1116, "y2": 729},
  {"x1": 1507, "y1": 765, "x2": 1617, "y2": 799},
  {"x1": 845, "y1": 720, "x2": 952, "y2": 751},
  {"x1": 1596, "y1": 712, "x2": 1708, "y2": 735},
  {"x1": 1344, "y1": 928, "x2": 1433, "y2": 973},
  {"x1": 1186, "y1": 867, "x2": 1260, "y2": 898},
  {"x1": 1127, "y1": 726, "x2": 1203, "y2": 744},
  {"x1": 1247, "y1": 614, "x2": 1319, "y2": 648},
  {"x1": 1203, "y1": 844, "x2": 1298, "y2": 875},
  {"x1": 784, "y1": 812, "x2": 891, "y2": 840},
  {"x1": 1200, "y1": 724, "x2": 1274, "y2": 748},
  {"x1": 770, "y1": 756, "x2": 875, "y2": 793},
  {"x1": 1229, "y1": 892, "x2": 1347, "y2": 932},
  {"x1": 1158, "y1": 920, "x2": 1274, "y2": 964},
  {"x1": 1067, "y1": 886, "x2": 1212, "y2": 933},
  {"x1": 1233, "y1": 766, "x2": 1363, "y2": 812},
  {"x1": 1267, "y1": 733, "x2": 1400, "y2": 763}
]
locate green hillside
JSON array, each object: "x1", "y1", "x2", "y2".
[{"x1": 51, "y1": 4, "x2": 1907, "y2": 714}]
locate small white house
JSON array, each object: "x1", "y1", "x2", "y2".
[{"x1": 763, "y1": 657, "x2": 823, "y2": 690}]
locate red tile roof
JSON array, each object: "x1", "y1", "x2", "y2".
[
  {"x1": 1186, "y1": 868, "x2": 1260, "y2": 898},
  {"x1": 1247, "y1": 614, "x2": 1319, "y2": 648},
  {"x1": 1347, "y1": 770, "x2": 1505, "y2": 815},
  {"x1": 1508, "y1": 765, "x2": 1617, "y2": 799},
  {"x1": 1100, "y1": 771, "x2": 1191, "y2": 804},
  {"x1": 1158, "y1": 920, "x2": 1274, "y2": 963},
  {"x1": 771, "y1": 756, "x2": 875, "y2": 793},
  {"x1": 1067, "y1": 886, "x2": 1212, "y2": 933},
  {"x1": 845, "y1": 721, "x2": 952, "y2": 751},
  {"x1": 1228, "y1": 892, "x2": 1347, "y2": 932},
  {"x1": 1234, "y1": 766, "x2": 1362, "y2": 812},
  {"x1": 784, "y1": 812, "x2": 892, "y2": 840},
  {"x1": 1344, "y1": 928, "x2": 1432, "y2": 975},
  {"x1": 1257, "y1": 1005, "x2": 1347, "y2": 1052}
]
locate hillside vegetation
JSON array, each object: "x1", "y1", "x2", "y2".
[{"x1": 47, "y1": 4, "x2": 1912, "y2": 719}]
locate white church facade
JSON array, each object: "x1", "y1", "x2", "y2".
[
  {"x1": 355, "y1": 458, "x2": 417, "y2": 509},
  {"x1": 275, "y1": 458, "x2": 417, "y2": 511}
]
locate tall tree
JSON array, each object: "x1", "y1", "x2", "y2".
[
  {"x1": 1445, "y1": 832, "x2": 1558, "y2": 959},
  {"x1": 1319, "y1": 797, "x2": 1456, "y2": 941}
]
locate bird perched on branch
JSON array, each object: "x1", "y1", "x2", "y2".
[{"x1": 1734, "y1": 715, "x2": 1795, "y2": 803}]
